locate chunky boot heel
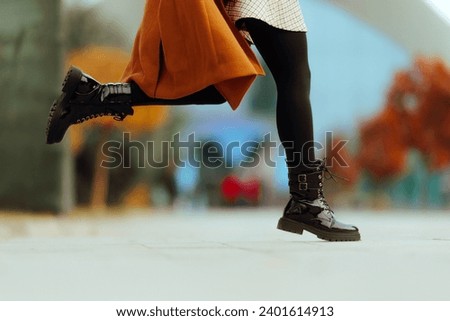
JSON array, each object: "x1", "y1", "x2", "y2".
[{"x1": 277, "y1": 217, "x2": 304, "y2": 235}]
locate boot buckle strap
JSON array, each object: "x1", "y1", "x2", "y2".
[{"x1": 298, "y1": 174, "x2": 308, "y2": 190}]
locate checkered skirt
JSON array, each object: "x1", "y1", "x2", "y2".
[{"x1": 224, "y1": 0, "x2": 307, "y2": 41}]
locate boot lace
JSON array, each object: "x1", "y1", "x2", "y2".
[
  {"x1": 74, "y1": 84, "x2": 129, "y2": 124},
  {"x1": 317, "y1": 159, "x2": 349, "y2": 217}
]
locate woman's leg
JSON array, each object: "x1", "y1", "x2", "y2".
[
  {"x1": 243, "y1": 18, "x2": 314, "y2": 170},
  {"x1": 130, "y1": 82, "x2": 226, "y2": 106},
  {"x1": 243, "y1": 18, "x2": 360, "y2": 241},
  {"x1": 46, "y1": 67, "x2": 226, "y2": 144}
]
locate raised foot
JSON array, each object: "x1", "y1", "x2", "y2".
[{"x1": 45, "y1": 66, "x2": 83, "y2": 144}]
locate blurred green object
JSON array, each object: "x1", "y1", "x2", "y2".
[{"x1": 0, "y1": 0, "x2": 74, "y2": 213}]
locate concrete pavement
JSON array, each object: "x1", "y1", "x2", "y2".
[{"x1": 0, "y1": 208, "x2": 449, "y2": 300}]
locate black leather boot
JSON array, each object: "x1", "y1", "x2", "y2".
[
  {"x1": 46, "y1": 66, "x2": 134, "y2": 144},
  {"x1": 277, "y1": 160, "x2": 361, "y2": 241}
]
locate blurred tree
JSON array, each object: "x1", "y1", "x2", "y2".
[
  {"x1": 358, "y1": 57, "x2": 450, "y2": 181},
  {"x1": 357, "y1": 107, "x2": 409, "y2": 181},
  {"x1": 356, "y1": 56, "x2": 450, "y2": 207},
  {"x1": 408, "y1": 58, "x2": 450, "y2": 170}
]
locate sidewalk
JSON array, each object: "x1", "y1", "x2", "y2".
[{"x1": 0, "y1": 208, "x2": 449, "y2": 300}]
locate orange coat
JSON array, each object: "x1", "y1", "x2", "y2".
[{"x1": 121, "y1": 0, "x2": 264, "y2": 110}]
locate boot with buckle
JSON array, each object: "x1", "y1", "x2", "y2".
[
  {"x1": 277, "y1": 160, "x2": 361, "y2": 241},
  {"x1": 46, "y1": 66, "x2": 134, "y2": 144}
]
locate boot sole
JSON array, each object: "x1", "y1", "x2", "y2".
[
  {"x1": 45, "y1": 66, "x2": 83, "y2": 144},
  {"x1": 277, "y1": 217, "x2": 361, "y2": 242}
]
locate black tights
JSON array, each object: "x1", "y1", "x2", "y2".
[
  {"x1": 131, "y1": 83, "x2": 226, "y2": 106},
  {"x1": 244, "y1": 19, "x2": 315, "y2": 169},
  {"x1": 131, "y1": 19, "x2": 315, "y2": 170}
]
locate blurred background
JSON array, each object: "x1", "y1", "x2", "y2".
[{"x1": 1, "y1": 0, "x2": 450, "y2": 214}]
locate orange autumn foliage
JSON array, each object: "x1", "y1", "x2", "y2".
[
  {"x1": 412, "y1": 58, "x2": 450, "y2": 168},
  {"x1": 358, "y1": 107, "x2": 409, "y2": 180},
  {"x1": 358, "y1": 56, "x2": 450, "y2": 180}
]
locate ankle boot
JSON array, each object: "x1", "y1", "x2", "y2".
[
  {"x1": 46, "y1": 66, "x2": 134, "y2": 144},
  {"x1": 277, "y1": 160, "x2": 361, "y2": 241}
]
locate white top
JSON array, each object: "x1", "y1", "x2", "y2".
[{"x1": 224, "y1": 0, "x2": 307, "y2": 41}]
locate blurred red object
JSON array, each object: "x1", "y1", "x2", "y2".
[{"x1": 221, "y1": 175, "x2": 261, "y2": 204}]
